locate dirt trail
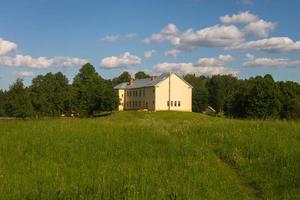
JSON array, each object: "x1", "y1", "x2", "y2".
[{"x1": 217, "y1": 156, "x2": 261, "y2": 200}]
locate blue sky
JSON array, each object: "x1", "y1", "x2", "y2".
[{"x1": 0, "y1": 0, "x2": 300, "y2": 89}]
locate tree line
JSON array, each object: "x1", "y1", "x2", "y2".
[
  {"x1": 0, "y1": 63, "x2": 299, "y2": 119},
  {"x1": 184, "y1": 74, "x2": 300, "y2": 120}
]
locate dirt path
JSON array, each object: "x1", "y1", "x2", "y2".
[{"x1": 217, "y1": 156, "x2": 261, "y2": 200}]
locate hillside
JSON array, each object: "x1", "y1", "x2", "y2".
[{"x1": 0, "y1": 112, "x2": 299, "y2": 199}]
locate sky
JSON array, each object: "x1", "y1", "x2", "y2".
[{"x1": 0, "y1": 0, "x2": 300, "y2": 89}]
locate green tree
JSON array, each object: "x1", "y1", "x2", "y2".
[
  {"x1": 135, "y1": 71, "x2": 150, "y2": 79},
  {"x1": 112, "y1": 71, "x2": 131, "y2": 86},
  {"x1": 278, "y1": 81, "x2": 300, "y2": 119},
  {"x1": 184, "y1": 74, "x2": 208, "y2": 112},
  {"x1": 0, "y1": 90, "x2": 7, "y2": 116},
  {"x1": 72, "y1": 63, "x2": 118, "y2": 116},
  {"x1": 244, "y1": 75, "x2": 282, "y2": 119},
  {"x1": 207, "y1": 75, "x2": 238, "y2": 113},
  {"x1": 5, "y1": 79, "x2": 33, "y2": 118},
  {"x1": 30, "y1": 72, "x2": 70, "y2": 116}
]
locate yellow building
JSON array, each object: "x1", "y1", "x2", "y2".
[{"x1": 114, "y1": 72, "x2": 193, "y2": 112}]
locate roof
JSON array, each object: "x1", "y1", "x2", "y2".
[{"x1": 113, "y1": 72, "x2": 193, "y2": 89}]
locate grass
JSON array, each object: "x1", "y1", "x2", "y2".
[{"x1": 0, "y1": 111, "x2": 299, "y2": 199}]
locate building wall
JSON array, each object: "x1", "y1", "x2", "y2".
[
  {"x1": 155, "y1": 73, "x2": 192, "y2": 111},
  {"x1": 117, "y1": 89, "x2": 125, "y2": 111},
  {"x1": 123, "y1": 87, "x2": 156, "y2": 110},
  {"x1": 116, "y1": 73, "x2": 192, "y2": 112}
]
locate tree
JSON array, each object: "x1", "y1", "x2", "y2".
[
  {"x1": 5, "y1": 79, "x2": 33, "y2": 118},
  {"x1": 278, "y1": 81, "x2": 300, "y2": 119},
  {"x1": 207, "y1": 75, "x2": 238, "y2": 113},
  {"x1": 135, "y1": 71, "x2": 150, "y2": 79},
  {"x1": 0, "y1": 90, "x2": 7, "y2": 116},
  {"x1": 112, "y1": 71, "x2": 131, "y2": 86},
  {"x1": 184, "y1": 74, "x2": 208, "y2": 112},
  {"x1": 244, "y1": 75, "x2": 281, "y2": 119},
  {"x1": 30, "y1": 72, "x2": 70, "y2": 116},
  {"x1": 72, "y1": 63, "x2": 118, "y2": 116}
]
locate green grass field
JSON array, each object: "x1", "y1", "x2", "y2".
[{"x1": 0, "y1": 112, "x2": 299, "y2": 200}]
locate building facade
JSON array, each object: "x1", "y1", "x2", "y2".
[{"x1": 114, "y1": 73, "x2": 193, "y2": 112}]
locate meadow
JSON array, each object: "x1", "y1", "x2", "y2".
[{"x1": 0, "y1": 111, "x2": 299, "y2": 199}]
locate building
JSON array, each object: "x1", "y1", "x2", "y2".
[{"x1": 114, "y1": 72, "x2": 193, "y2": 111}]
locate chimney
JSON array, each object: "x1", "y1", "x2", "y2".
[
  {"x1": 129, "y1": 79, "x2": 136, "y2": 85},
  {"x1": 150, "y1": 76, "x2": 157, "y2": 81}
]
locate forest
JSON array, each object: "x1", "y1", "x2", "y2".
[{"x1": 0, "y1": 63, "x2": 299, "y2": 119}]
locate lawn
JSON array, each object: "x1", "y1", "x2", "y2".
[{"x1": 0, "y1": 112, "x2": 299, "y2": 199}]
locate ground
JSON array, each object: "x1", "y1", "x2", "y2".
[{"x1": 0, "y1": 112, "x2": 299, "y2": 199}]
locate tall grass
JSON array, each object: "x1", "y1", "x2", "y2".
[{"x1": 0, "y1": 112, "x2": 298, "y2": 199}]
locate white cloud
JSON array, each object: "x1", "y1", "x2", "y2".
[
  {"x1": 144, "y1": 24, "x2": 244, "y2": 50},
  {"x1": 100, "y1": 52, "x2": 141, "y2": 68},
  {"x1": 144, "y1": 50, "x2": 155, "y2": 60},
  {"x1": 232, "y1": 37, "x2": 300, "y2": 53},
  {"x1": 243, "y1": 53, "x2": 300, "y2": 68},
  {"x1": 164, "y1": 49, "x2": 181, "y2": 59},
  {"x1": 220, "y1": 11, "x2": 275, "y2": 38},
  {"x1": 154, "y1": 54, "x2": 238, "y2": 76},
  {"x1": 101, "y1": 33, "x2": 137, "y2": 42},
  {"x1": 220, "y1": 11, "x2": 258, "y2": 24},
  {"x1": 16, "y1": 71, "x2": 34, "y2": 78},
  {"x1": 244, "y1": 19, "x2": 276, "y2": 38},
  {"x1": 0, "y1": 38, "x2": 17, "y2": 55},
  {"x1": 0, "y1": 54, "x2": 87, "y2": 68},
  {"x1": 196, "y1": 54, "x2": 234, "y2": 67}
]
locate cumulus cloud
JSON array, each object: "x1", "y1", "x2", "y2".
[
  {"x1": 101, "y1": 33, "x2": 137, "y2": 42},
  {"x1": 144, "y1": 50, "x2": 155, "y2": 60},
  {"x1": 0, "y1": 38, "x2": 17, "y2": 55},
  {"x1": 100, "y1": 52, "x2": 141, "y2": 68},
  {"x1": 243, "y1": 53, "x2": 300, "y2": 68},
  {"x1": 244, "y1": 19, "x2": 276, "y2": 38},
  {"x1": 0, "y1": 54, "x2": 87, "y2": 68},
  {"x1": 220, "y1": 11, "x2": 258, "y2": 24},
  {"x1": 220, "y1": 11, "x2": 276, "y2": 38},
  {"x1": 164, "y1": 49, "x2": 181, "y2": 59},
  {"x1": 16, "y1": 71, "x2": 34, "y2": 78},
  {"x1": 232, "y1": 37, "x2": 300, "y2": 53},
  {"x1": 154, "y1": 54, "x2": 238, "y2": 76},
  {"x1": 196, "y1": 54, "x2": 234, "y2": 67},
  {"x1": 144, "y1": 24, "x2": 244, "y2": 50}
]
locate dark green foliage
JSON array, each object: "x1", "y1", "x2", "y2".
[
  {"x1": 71, "y1": 63, "x2": 118, "y2": 117},
  {"x1": 184, "y1": 74, "x2": 208, "y2": 112},
  {"x1": 112, "y1": 71, "x2": 131, "y2": 86},
  {"x1": 5, "y1": 79, "x2": 33, "y2": 118},
  {"x1": 135, "y1": 71, "x2": 150, "y2": 79},
  {"x1": 207, "y1": 75, "x2": 238, "y2": 113},
  {"x1": 278, "y1": 81, "x2": 300, "y2": 119},
  {"x1": 244, "y1": 75, "x2": 282, "y2": 119},
  {"x1": 30, "y1": 72, "x2": 70, "y2": 116},
  {"x1": 0, "y1": 90, "x2": 7, "y2": 116}
]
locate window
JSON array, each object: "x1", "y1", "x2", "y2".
[
  {"x1": 153, "y1": 100, "x2": 155, "y2": 105},
  {"x1": 178, "y1": 101, "x2": 181, "y2": 107},
  {"x1": 171, "y1": 101, "x2": 173, "y2": 106},
  {"x1": 139, "y1": 90, "x2": 141, "y2": 97},
  {"x1": 174, "y1": 101, "x2": 177, "y2": 107},
  {"x1": 153, "y1": 89, "x2": 155, "y2": 93},
  {"x1": 143, "y1": 89, "x2": 145, "y2": 96},
  {"x1": 146, "y1": 101, "x2": 148, "y2": 107},
  {"x1": 122, "y1": 94, "x2": 123, "y2": 97},
  {"x1": 143, "y1": 101, "x2": 145, "y2": 107},
  {"x1": 139, "y1": 101, "x2": 141, "y2": 107},
  {"x1": 129, "y1": 91, "x2": 131, "y2": 96},
  {"x1": 167, "y1": 101, "x2": 169, "y2": 107}
]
